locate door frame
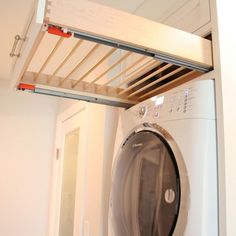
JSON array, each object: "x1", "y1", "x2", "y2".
[{"x1": 48, "y1": 102, "x2": 88, "y2": 236}]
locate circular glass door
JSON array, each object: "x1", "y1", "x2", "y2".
[{"x1": 110, "y1": 130, "x2": 180, "y2": 236}]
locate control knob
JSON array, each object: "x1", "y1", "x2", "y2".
[{"x1": 138, "y1": 106, "x2": 147, "y2": 118}]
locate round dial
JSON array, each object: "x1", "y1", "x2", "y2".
[{"x1": 138, "y1": 106, "x2": 147, "y2": 118}]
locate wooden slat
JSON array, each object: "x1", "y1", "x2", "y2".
[
  {"x1": 116, "y1": 60, "x2": 159, "y2": 88},
  {"x1": 86, "y1": 51, "x2": 132, "y2": 87},
  {"x1": 139, "y1": 71, "x2": 199, "y2": 99},
  {"x1": 47, "y1": 39, "x2": 83, "y2": 84},
  {"x1": 60, "y1": 43, "x2": 100, "y2": 86},
  {"x1": 47, "y1": 0, "x2": 213, "y2": 69},
  {"x1": 99, "y1": 55, "x2": 146, "y2": 89},
  {"x1": 122, "y1": 59, "x2": 155, "y2": 80},
  {"x1": 128, "y1": 67, "x2": 185, "y2": 98},
  {"x1": 14, "y1": 0, "x2": 213, "y2": 110},
  {"x1": 119, "y1": 64, "x2": 172, "y2": 95},
  {"x1": 22, "y1": 71, "x2": 139, "y2": 107},
  {"x1": 34, "y1": 36, "x2": 64, "y2": 82},
  {"x1": 19, "y1": 31, "x2": 46, "y2": 82},
  {"x1": 72, "y1": 47, "x2": 116, "y2": 88}
]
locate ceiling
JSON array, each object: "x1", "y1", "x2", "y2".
[{"x1": 0, "y1": 0, "x2": 183, "y2": 82}]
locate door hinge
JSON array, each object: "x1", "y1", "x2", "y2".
[{"x1": 56, "y1": 148, "x2": 60, "y2": 160}]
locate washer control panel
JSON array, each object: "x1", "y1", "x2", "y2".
[
  {"x1": 166, "y1": 87, "x2": 194, "y2": 115},
  {"x1": 130, "y1": 80, "x2": 215, "y2": 121}
]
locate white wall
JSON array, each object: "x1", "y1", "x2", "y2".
[{"x1": 0, "y1": 83, "x2": 58, "y2": 236}]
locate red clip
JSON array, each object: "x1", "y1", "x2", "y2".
[
  {"x1": 18, "y1": 83, "x2": 35, "y2": 91},
  {"x1": 48, "y1": 26, "x2": 72, "y2": 38}
]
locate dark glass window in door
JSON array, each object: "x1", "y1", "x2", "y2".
[{"x1": 111, "y1": 131, "x2": 180, "y2": 236}]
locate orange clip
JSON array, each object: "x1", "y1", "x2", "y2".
[
  {"x1": 18, "y1": 83, "x2": 35, "y2": 91},
  {"x1": 48, "y1": 26, "x2": 72, "y2": 38}
]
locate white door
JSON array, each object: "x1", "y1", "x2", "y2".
[{"x1": 49, "y1": 103, "x2": 88, "y2": 236}]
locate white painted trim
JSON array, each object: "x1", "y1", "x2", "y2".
[
  {"x1": 209, "y1": 0, "x2": 226, "y2": 235},
  {"x1": 36, "y1": 0, "x2": 46, "y2": 23},
  {"x1": 48, "y1": 101, "x2": 88, "y2": 236}
]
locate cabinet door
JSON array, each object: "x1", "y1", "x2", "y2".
[{"x1": 11, "y1": 3, "x2": 44, "y2": 87}]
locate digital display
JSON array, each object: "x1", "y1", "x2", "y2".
[
  {"x1": 150, "y1": 96, "x2": 165, "y2": 106},
  {"x1": 155, "y1": 96, "x2": 164, "y2": 106},
  {"x1": 150, "y1": 96, "x2": 157, "y2": 102}
]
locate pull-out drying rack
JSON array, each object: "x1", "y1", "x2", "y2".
[{"x1": 12, "y1": 0, "x2": 213, "y2": 108}]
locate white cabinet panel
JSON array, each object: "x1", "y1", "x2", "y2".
[
  {"x1": 90, "y1": 0, "x2": 145, "y2": 13},
  {"x1": 134, "y1": 0, "x2": 189, "y2": 24},
  {"x1": 135, "y1": 0, "x2": 210, "y2": 34},
  {"x1": 160, "y1": 0, "x2": 211, "y2": 34},
  {"x1": 92, "y1": 0, "x2": 211, "y2": 35}
]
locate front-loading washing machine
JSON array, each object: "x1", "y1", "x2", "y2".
[{"x1": 109, "y1": 79, "x2": 218, "y2": 236}]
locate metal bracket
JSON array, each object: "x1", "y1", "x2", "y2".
[
  {"x1": 56, "y1": 148, "x2": 60, "y2": 160},
  {"x1": 17, "y1": 83, "x2": 134, "y2": 108},
  {"x1": 71, "y1": 28, "x2": 212, "y2": 73}
]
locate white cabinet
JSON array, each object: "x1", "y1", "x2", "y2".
[
  {"x1": 159, "y1": 0, "x2": 211, "y2": 35},
  {"x1": 133, "y1": 0, "x2": 211, "y2": 35},
  {"x1": 92, "y1": 0, "x2": 211, "y2": 35}
]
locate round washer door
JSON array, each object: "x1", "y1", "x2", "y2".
[{"x1": 110, "y1": 130, "x2": 181, "y2": 236}]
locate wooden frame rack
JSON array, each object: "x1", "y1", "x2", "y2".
[{"x1": 12, "y1": 0, "x2": 213, "y2": 108}]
